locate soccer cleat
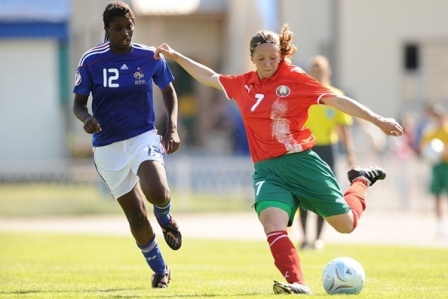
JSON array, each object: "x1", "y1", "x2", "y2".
[
  {"x1": 273, "y1": 280, "x2": 312, "y2": 295},
  {"x1": 157, "y1": 216, "x2": 182, "y2": 250},
  {"x1": 347, "y1": 166, "x2": 386, "y2": 186},
  {"x1": 151, "y1": 267, "x2": 171, "y2": 288}
]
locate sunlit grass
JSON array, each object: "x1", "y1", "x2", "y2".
[{"x1": 1, "y1": 231, "x2": 447, "y2": 298}]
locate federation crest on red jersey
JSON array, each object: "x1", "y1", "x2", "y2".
[{"x1": 276, "y1": 85, "x2": 290, "y2": 97}]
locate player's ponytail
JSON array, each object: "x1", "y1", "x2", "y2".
[{"x1": 278, "y1": 24, "x2": 297, "y2": 63}]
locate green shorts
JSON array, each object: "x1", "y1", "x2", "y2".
[
  {"x1": 430, "y1": 162, "x2": 448, "y2": 196},
  {"x1": 253, "y1": 150, "x2": 350, "y2": 226}
]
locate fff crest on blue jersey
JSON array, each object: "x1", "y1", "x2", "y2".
[
  {"x1": 276, "y1": 85, "x2": 290, "y2": 97},
  {"x1": 134, "y1": 68, "x2": 146, "y2": 85}
]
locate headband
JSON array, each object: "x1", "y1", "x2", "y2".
[{"x1": 250, "y1": 40, "x2": 279, "y2": 52}]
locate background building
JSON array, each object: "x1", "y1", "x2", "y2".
[
  {"x1": 0, "y1": 0, "x2": 70, "y2": 163},
  {"x1": 0, "y1": 0, "x2": 447, "y2": 210},
  {"x1": 68, "y1": 0, "x2": 448, "y2": 157}
]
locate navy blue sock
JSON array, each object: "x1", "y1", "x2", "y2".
[
  {"x1": 138, "y1": 235, "x2": 167, "y2": 274},
  {"x1": 153, "y1": 201, "x2": 172, "y2": 226}
]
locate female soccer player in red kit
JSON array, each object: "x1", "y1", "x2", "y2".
[{"x1": 155, "y1": 24, "x2": 403, "y2": 294}]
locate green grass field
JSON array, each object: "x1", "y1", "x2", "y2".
[
  {"x1": 1, "y1": 231, "x2": 447, "y2": 299},
  {"x1": 1, "y1": 184, "x2": 447, "y2": 298}
]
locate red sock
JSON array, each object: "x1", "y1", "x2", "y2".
[
  {"x1": 267, "y1": 231, "x2": 305, "y2": 284},
  {"x1": 344, "y1": 180, "x2": 368, "y2": 231}
]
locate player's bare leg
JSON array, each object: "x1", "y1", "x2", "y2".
[
  {"x1": 118, "y1": 186, "x2": 170, "y2": 288},
  {"x1": 138, "y1": 160, "x2": 182, "y2": 250}
]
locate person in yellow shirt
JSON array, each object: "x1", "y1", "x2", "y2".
[
  {"x1": 420, "y1": 104, "x2": 448, "y2": 239},
  {"x1": 299, "y1": 55, "x2": 355, "y2": 250}
]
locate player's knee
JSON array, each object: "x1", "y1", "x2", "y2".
[
  {"x1": 141, "y1": 186, "x2": 170, "y2": 206},
  {"x1": 325, "y1": 214, "x2": 354, "y2": 234},
  {"x1": 333, "y1": 222, "x2": 354, "y2": 234}
]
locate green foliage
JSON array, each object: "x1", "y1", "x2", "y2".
[{"x1": 0, "y1": 232, "x2": 447, "y2": 298}]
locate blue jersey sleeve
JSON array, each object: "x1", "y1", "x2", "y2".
[
  {"x1": 73, "y1": 64, "x2": 92, "y2": 97},
  {"x1": 152, "y1": 58, "x2": 174, "y2": 90}
]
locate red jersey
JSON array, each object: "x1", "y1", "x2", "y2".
[{"x1": 219, "y1": 62, "x2": 335, "y2": 163}]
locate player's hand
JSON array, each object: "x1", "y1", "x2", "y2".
[
  {"x1": 83, "y1": 116, "x2": 102, "y2": 134},
  {"x1": 163, "y1": 131, "x2": 180, "y2": 154},
  {"x1": 377, "y1": 117, "x2": 403, "y2": 137},
  {"x1": 154, "y1": 43, "x2": 178, "y2": 60}
]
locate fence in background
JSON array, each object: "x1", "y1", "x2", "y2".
[{"x1": 0, "y1": 153, "x2": 435, "y2": 214}]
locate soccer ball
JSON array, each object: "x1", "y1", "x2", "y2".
[
  {"x1": 322, "y1": 257, "x2": 365, "y2": 295},
  {"x1": 422, "y1": 138, "x2": 444, "y2": 163}
]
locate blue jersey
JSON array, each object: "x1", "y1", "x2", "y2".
[{"x1": 73, "y1": 42, "x2": 174, "y2": 147}]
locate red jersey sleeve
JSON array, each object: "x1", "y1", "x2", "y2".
[
  {"x1": 288, "y1": 65, "x2": 335, "y2": 105},
  {"x1": 218, "y1": 74, "x2": 242, "y2": 101}
]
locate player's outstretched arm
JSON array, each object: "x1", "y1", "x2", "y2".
[
  {"x1": 322, "y1": 95, "x2": 403, "y2": 137},
  {"x1": 155, "y1": 43, "x2": 222, "y2": 91}
]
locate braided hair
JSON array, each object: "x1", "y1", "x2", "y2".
[{"x1": 103, "y1": 1, "x2": 135, "y2": 42}]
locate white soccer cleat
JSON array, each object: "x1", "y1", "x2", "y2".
[{"x1": 273, "y1": 280, "x2": 312, "y2": 295}]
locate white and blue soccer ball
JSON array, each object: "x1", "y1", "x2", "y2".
[{"x1": 322, "y1": 257, "x2": 365, "y2": 295}]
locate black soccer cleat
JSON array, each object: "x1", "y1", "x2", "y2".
[
  {"x1": 347, "y1": 166, "x2": 386, "y2": 186},
  {"x1": 151, "y1": 267, "x2": 171, "y2": 288},
  {"x1": 157, "y1": 215, "x2": 182, "y2": 250},
  {"x1": 273, "y1": 280, "x2": 312, "y2": 295}
]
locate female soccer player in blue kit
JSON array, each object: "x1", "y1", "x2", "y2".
[{"x1": 72, "y1": 1, "x2": 180, "y2": 288}]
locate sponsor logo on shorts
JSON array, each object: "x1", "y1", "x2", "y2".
[{"x1": 335, "y1": 198, "x2": 345, "y2": 204}]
